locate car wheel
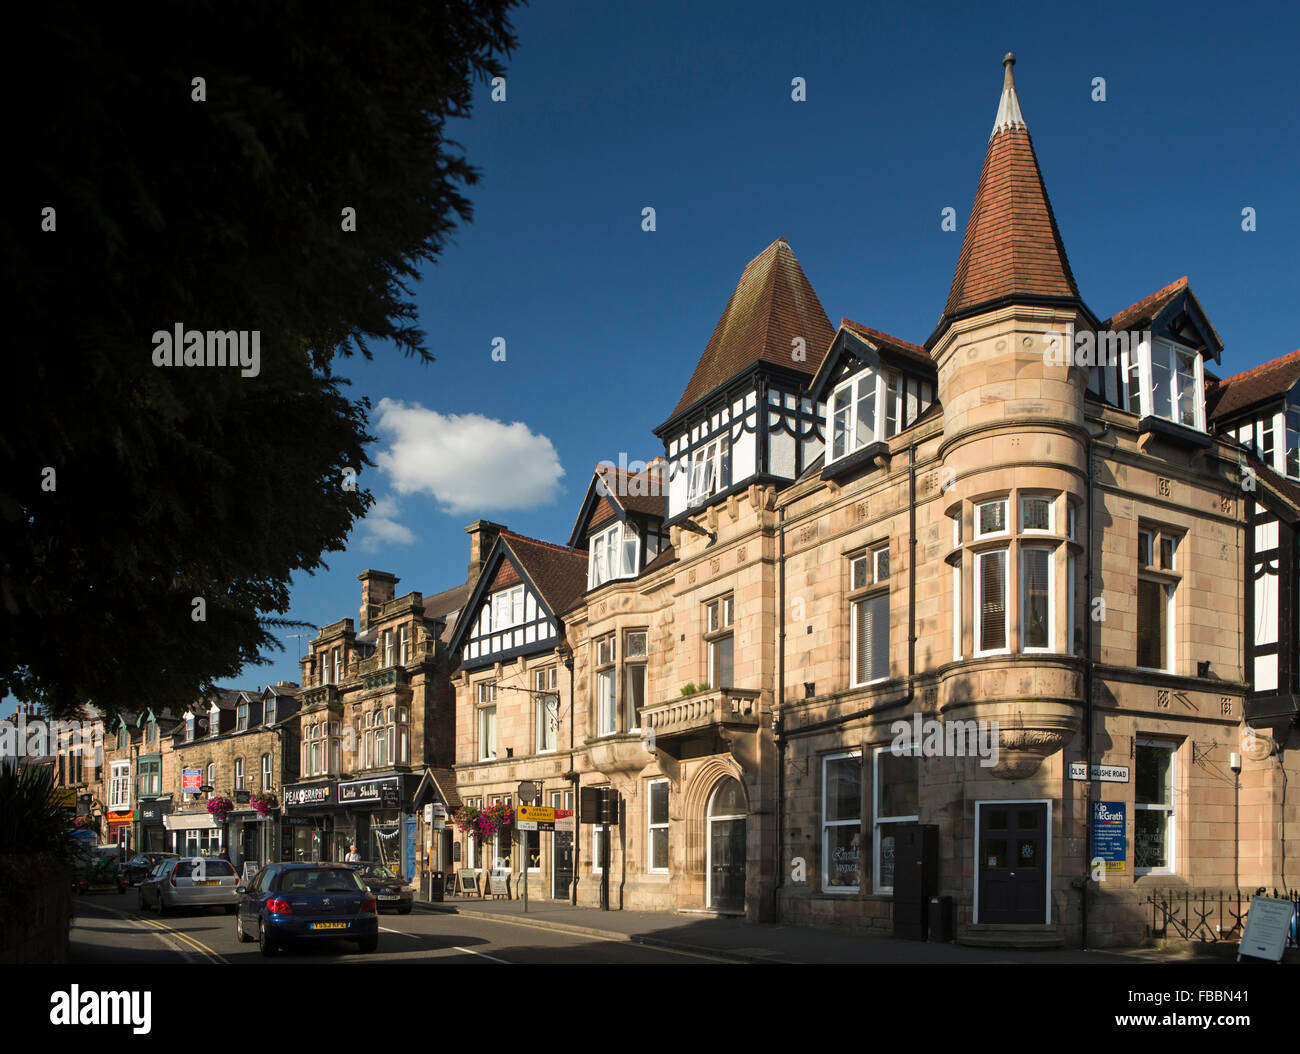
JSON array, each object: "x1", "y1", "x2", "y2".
[
  {"x1": 258, "y1": 918, "x2": 277, "y2": 957},
  {"x1": 398, "y1": 905, "x2": 412, "y2": 915},
  {"x1": 236, "y1": 913, "x2": 253, "y2": 944},
  {"x1": 356, "y1": 935, "x2": 378, "y2": 954}
]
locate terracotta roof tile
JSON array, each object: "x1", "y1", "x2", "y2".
[
  {"x1": 594, "y1": 464, "x2": 667, "y2": 519},
  {"x1": 942, "y1": 58, "x2": 1079, "y2": 321},
  {"x1": 840, "y1": 318, "x2": 932, "y2": 368},
  {"x1": 1208, "y1": 348, "x2": 1300, "y2": 421},
  {"x1": 499, "y1": 531, "x2": 589, "y2": 620},
  {"x1": 1103, "y1": 277, "x2": 1189, "y2": 333},
  {"x1": 668, "y1": 238, "x2": 835, "y2": 420}
]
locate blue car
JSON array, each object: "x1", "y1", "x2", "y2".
[{"x1": 235, "y1": 862, "x2": 379, "y2": 956}]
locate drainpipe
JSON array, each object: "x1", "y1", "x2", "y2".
[
  {"x1": 773, "y1": 504, "x2": 787, "y2": 920},
  {"x1": 1082, "y1": 422, "x2": 1109, "y2": 951}
]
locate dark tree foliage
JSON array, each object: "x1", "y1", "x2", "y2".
[{"x1": 1, "y1": 2, "x2": 520, "y2": 720}]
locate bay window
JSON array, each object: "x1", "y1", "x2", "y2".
[
  {"x1": 477, "y1": 682, "x2": 498, "y2": 760},
  {"x1": 975, "y1": 549, "x2": 1009, "y2": 654},
  {"x1": 625, "y1": 630, "x2": 648, "y2": 730},
  {"x1": 110, "y1": 761, "x2": 131, "y2": 811},
  {"x1": 589, "y1": 522, "x2": 638, "y2": 588},
  {"x1": 1121, "y1": 338, "x2": 1204, "y2": 431},
  {"x1": 827, "y1": 368, "x2": 906, "y2": 464},
  {"x1": 1020, "y1": 547, "x2": 1052, "y2": 651},
  {"x1": 595, "y1": 634, "x2": 617, "y2": 736}
]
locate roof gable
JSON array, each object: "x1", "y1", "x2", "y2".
[
  {"x1": 566, "y1": 464, "x2": 667, "y2": 548},
  {"x1": 664, "y1": 237, "x2": 835, "y2": 423},
  {"x1": 1209, "y1": 348, "x2": 1300, "y2": 422},
  {"x1": 810, "y1": 320, "x2": 934, "y2": 402}
]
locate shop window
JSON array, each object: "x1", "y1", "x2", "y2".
[
  {"x1": 873, "y1": 747, "x2": 919, "y2": 893},
  {"x1": 648, "y1": 779, "x2": 670, "y2": 873},
  {"x1": 1135, "y1": 740, "x2": 1176, "y2": 875},
  {"x1": 821, "y1": 751, "x2": 861, "y2": 893}
]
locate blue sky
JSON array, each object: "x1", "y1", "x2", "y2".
[{"x1": 131, "y1": 1, "x2": 1300, "y2": 694}]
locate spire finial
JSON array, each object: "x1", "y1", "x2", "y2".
[{"x1": 990, "y1": 52, "x2": 1026, "y2": 140}]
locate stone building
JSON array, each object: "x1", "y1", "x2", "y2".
[
  {"x1": 166, "y1": 685, "x2": 300, "y2": 868},
  {"x1": 282, "y1": 570, "x2": 466, "y2": 877},
  {"x1": 441, "y1": 54, "x2": 1299, "y2": 945}
]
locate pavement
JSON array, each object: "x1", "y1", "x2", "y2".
[{"x1": 411, "y1": 893, "x2": 1161, "y2": 964}]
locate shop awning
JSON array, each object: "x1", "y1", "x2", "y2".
[{"x1": 163, "y1": 812, "x2": 217, "y2": 831}]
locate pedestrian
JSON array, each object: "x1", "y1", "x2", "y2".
[{"x1": 345, "y1": 843, "x2": 362, "y2": 864}]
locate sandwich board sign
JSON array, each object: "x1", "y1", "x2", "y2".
[{"x1": 1238, "y1": 896, "x2": 1295, "y2": 962}]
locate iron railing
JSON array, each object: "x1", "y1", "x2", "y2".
[{"x1": 1145, "y1": 887, "x2": 1299, "y2": 946}]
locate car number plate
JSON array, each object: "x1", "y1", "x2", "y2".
[
  {"x1": 311, "y1": 922, "x2": 348, "y2": 930},
  {"x1": 379, "y1": 894, "x2": 399, "y2": 899},
  {"x1": 194, "y1": 880, "x2": 218, "y2": 886}
]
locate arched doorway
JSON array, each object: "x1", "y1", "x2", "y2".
[{"x1": 706, "y1": 777, "x2": 746, "y2": 913}]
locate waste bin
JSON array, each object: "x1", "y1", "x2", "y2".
[
  {"x1": 429, "y1": 870, "x2": 444, "y2": 902},
  {"x1": 928, "y1": 895, "x2": 953, "y2": 943}
]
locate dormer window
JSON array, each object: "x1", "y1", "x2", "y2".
[
  {"x1": 1121, "y1": 338, "x2": 1204, "y2": 431},
  {"x1": 236, "y1": 702, "x2": 248, "y2": 731},
  {"x1": 686, "y1": 437, "x2": 728, "y2": 507},
  {"x1": 827, "y1": 368, "x2": 902, "y2": 463},
  {"x1": 1285, "y1": 397, "x2": 1300, "y2": 478},
  {"x1": 186, "y1": 714, "x2": 195, "y2": 741},
  {"x1": 265, "y1": 699, "x2": 276, "y2": 726},
  {"x1": 490, "y1": 585, "x2": 524, "y2": 630},
  {"x1": 589, "y1": 522, "x2": 638, "y2": 588}
]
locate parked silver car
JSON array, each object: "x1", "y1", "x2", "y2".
[{"x1": 138, "y1": 856, "x2": 240, "y2": 914}]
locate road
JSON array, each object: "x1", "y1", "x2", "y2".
[{"x1": 69, "y1": 895, "x2": 730, "y2": 964}]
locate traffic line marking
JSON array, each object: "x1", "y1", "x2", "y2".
[
  {"x1": 454, "y1": 946, "x2": 511, "y2": 963},
  {"x1": 89, "y1": 902, "x2": 230, "y2": 964}
]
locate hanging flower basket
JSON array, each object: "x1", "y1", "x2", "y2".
[
  {"x1": 250, "y1": 791, "x2": 278, "y2": 817},
  {"x1": 207, "y1": 794, "x2": 234, "y2": 823},
  {"x1": 454, "y1": 801, "x2": 513, "y2": 842}
]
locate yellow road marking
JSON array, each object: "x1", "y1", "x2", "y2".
[{"x1": 89, "y1": 902, "x2": 230, "y2": 964}]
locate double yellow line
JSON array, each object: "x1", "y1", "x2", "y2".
[
  {"x1": 95, "y1": 903, "x2": 229, "y2": 964},
  {"x1": 133, "y1": 913, "x2": 229, "y2": 964}
]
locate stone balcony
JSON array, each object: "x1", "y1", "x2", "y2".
[
  {"x1": 299, "y1": 684, "x2": 339, "y2": 711},
  {"x1": 641, "y1": 687, "x2": 763, "y2": 759}
]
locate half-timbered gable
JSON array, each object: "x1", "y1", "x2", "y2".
[
  {"x1": 808, "y1": 319, "x2": 938, "y2": 480},
  {"x1": 654, "y1": 237, "x2": 835, "y2": 522},
  {"x1": 568, "y1": 463, "x2": 669, "y2": 589},
  {"x1": 449, "y1": 531, "x2": 588, "y2": 671},
  {"x1": 1244, "y1": 464, "x2": 1300, "y2": 736},
  {"x1": 1209, "y1": 348, "x2": 1300, "y2": 480}
]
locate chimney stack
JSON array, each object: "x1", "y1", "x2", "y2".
[
  {"x1": 465, "y1": 520, "x2": 506, "y2": 583},
  {"x1": 358, "y1": 570, "x2": 399, "y2": 632}
]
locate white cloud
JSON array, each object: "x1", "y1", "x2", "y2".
[
  {"x1": 372, "y1": 398, "x2": 565, "y2": 516},
  {"x1": 358, "y1": 495, "x2": 416, "y2": 550}
]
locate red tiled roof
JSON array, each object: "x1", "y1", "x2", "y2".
[
  {"x1": 593, "y1": 464, "x2": 667, "y2": 519},
  {"x1": 1208, "y1": 348, "x2": 1300, "y2": 421},
  {"x1": 942, "y1": 62, "x2": 1079, "y2": 320},
  {"x1": 840, "y1": 318, "x2": 932, "y2": 368},
  {"x1": 1103, "y1": 277, "x2": 1189, "y2": 332},
  {"x1": 668, "y1": 238, "x2": 835, "y2": 419},
  {"x1": 499, "y1": 531, "x2": 589, "y2": 620}
]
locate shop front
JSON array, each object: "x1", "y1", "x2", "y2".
[
  {"x1": 337, "y1": 774, "x2": 417, "y2": 877},
  {"x1": 163, "y1": 810, "x2": 224, "y2": 856},
  {"x1": 107, "y1": 811, "x2": 134, "y2": 855},
  {"x1": 282, "y1": 780, "x2": 336, "y2": 863},
  {"x1": 138, "y1": 797, "x2": 172, "y2": 852}
]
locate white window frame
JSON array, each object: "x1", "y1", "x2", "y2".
[
  {"x1": 1134, "y1": 738, "x2": 1177, "y2": 876},
  {"x1": 1136, "y1": 577, "x2": 1176, "y2": 674},
  {"x1": 828, "y1": 370, "x2": 881, "y2": 463},
  {"x1": 686, "y1": 437, "x2": 727, "y2": 507},
  {"x1": 234, "y1": 757, "x2": 244, "y2": 791},
  {"x1": 491, "y1": 585, "x2": 525, "y2": 631},
  {"x1": 975, "y1": 498, "x2": 1008, "y2": 539},
  {"x1": 872, "y1": 746, "x2": 920, "y2": 895},
  {"x1": 383, "y1": 629, "x2": 394, "y2": 667},
  {"x1": 647, "y1": 778, "x2": 670, "y2": 874},
  {"x1": 596, "y1": 668, "x2": 617, "y2": 737},
  {"x1": 974, "y1": 548, "x2": 1010, "y2": 656},
  {"x1": 1121, "y1": 337, "x2": 1204, "y2": 431},
  {"x1": 478, "y1": 704, "x2": 497, "y2": 761},
  {"x1": 589, "y1": 521, "x2": 639, "y2": 588},
  {"x1": 535, "y1": 667, "x2": 559, "y2": 754},
  {"x1": 261, "y1": 753, "x2": 272, "y2": 791},
  {"x1": 109, "y1": 761, "x2": 131, "y2": 811},
  {"x1": 1019, "y1": 545, "x2": 1055, "y2": 654},
  {"x1": 591, "y1": 826, "x2": 606, "y2": 874},
  {"x1": 1019, "y1": 495, "x2": 1053, "y2": 534},
  {"x1": 398, "y1": 623, "x2": 410, "y2": 664},
  {"x1": 850, "y1": 589, "x2": 889, "y2": 688},
  {"x1": 952, "y1": 558, "x2": 963, "y2": 661},
  {"x1": 821, "y1": 750, "x2": 862, "y2": 894}
]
